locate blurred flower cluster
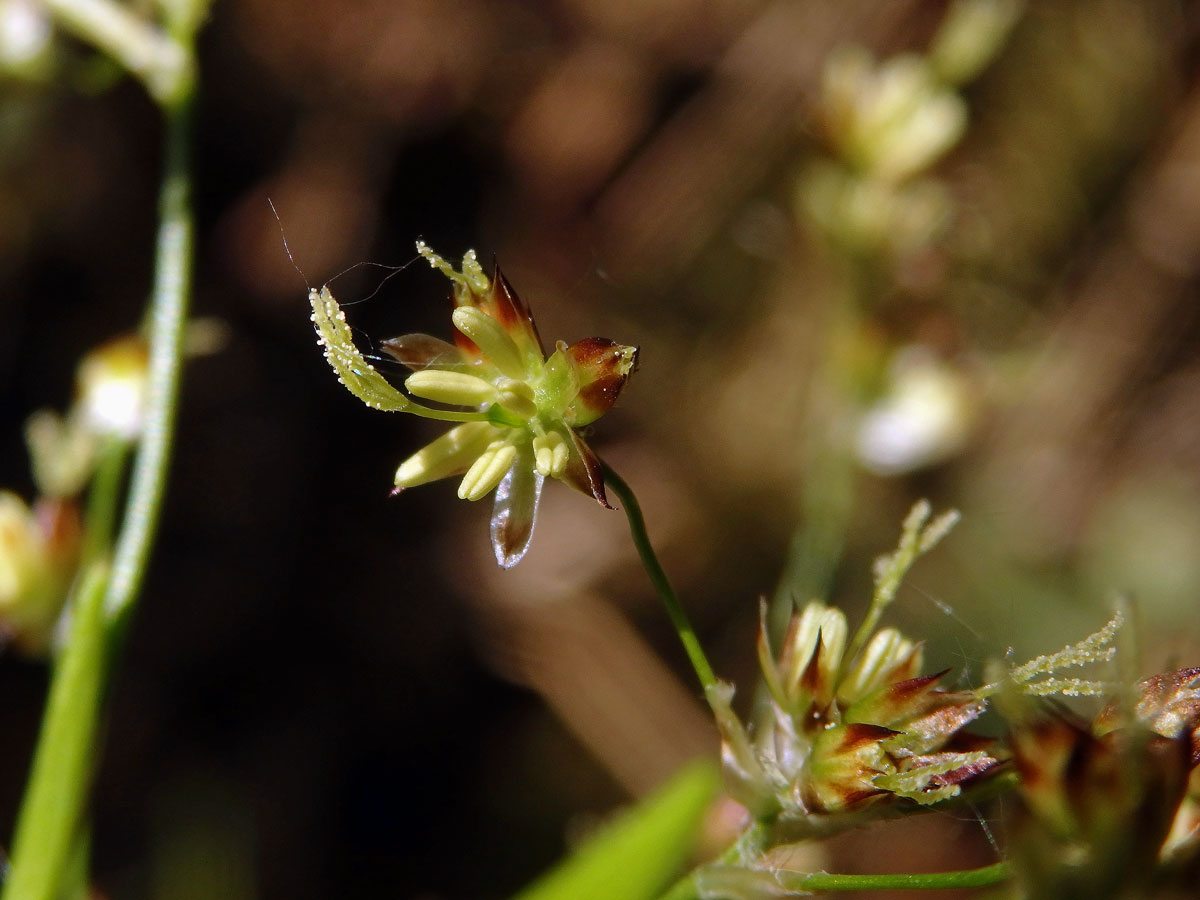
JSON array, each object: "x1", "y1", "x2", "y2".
[
  {"x1": 1, "y1": 335, "x2": 149, "y2": 653},
  {"x1": 800, "y1": 0, "x2": 1021, "y2": 260},
  {"x1": 1005, "y1": 667, "x2": 1200, "y2": 898}
]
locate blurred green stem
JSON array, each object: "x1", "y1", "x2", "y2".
[
  {"x1": 1, "y1": 10, "x2": 199, "y2": 898},
  {"x1": 2, "y1": 565, "x2": 109, "y2": 900},
  {"x1": 697, "y1": 860, "x2": 1012, "y2": 896},
  {"x1": 105, "y1": 90, "x2": 194, "y2": 626},
  {"x1": 39, "y1": 0, "x2": 192, "y2": 104},
  {"x1": 79, "y1": 438, "x2": 127, "y2": 568},
  {"x1": 603, "y1": 464, "x2": 719, "y2": 693}
]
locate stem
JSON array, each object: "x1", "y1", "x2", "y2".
[
  {"x1": 2, "y1": 565, "x2": 110, "y2": 900},
  {"x1": 667, "y1": 860, "x2": 1010, "y2": 900},
  {"x1": 602, "y1": 464, "x2": 718, "y2": 693},
  {"x1": 774, "y1": 861, "x2": 1011, "y2": 892},
  {"x1": 104, "y1": 90, "x2": 194, "y2": 626},
  {"x1": 38, "y1": 0, "x2": 189, "y2": 104},
  {"x1": 79, "y1": 438, "x2": 127, "y2": 568},
  {"x1": 1, "y1": 16, "x2": 199, "y2": 897}
]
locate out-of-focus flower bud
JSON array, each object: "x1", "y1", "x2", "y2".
[
  {"x1": 856, "y1": 346, "x2": 974, "y2": 475},
  {"x1": 799, "y1": 161, "x2": 954, "y2": 257},
  {"x1": 821, "y1": 48, "x2": 967, "y2": 184},
  {"x1": 929, "y1": 0, "x2": 1023, "y2": 87},
  {"x1": 77, "y1": 335, "x2": 150, "y2": 441},
  {"x1": 0, "y1": 492, "x2": 79, "y2": 654},
  {"x1": 0, "y1": 0, "x2": 52, "y2": 79},
  {"x1": 1008, "y1": 714, "x2": 1195, "y2": 900}
]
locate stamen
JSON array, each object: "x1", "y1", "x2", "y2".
[
  {"x1": 458, "y1": 440, "x2": 517, "y2": 501},
  {"x1": 452, "y1": 307, "x2": 526, "y2": 380},
  {"x1": 405, "y1": 370, "x2": 497, "y2": 407},
  {"x1": 394, "y1": 422, "x2": 497, "y2": 489},
  {"x1": 533, "y1": 431, "x2": 570, "y2": 477},
  {"x1": 495, "y1": 378, "x2": 538, "y2": 421}
]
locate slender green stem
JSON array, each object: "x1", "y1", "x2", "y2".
[
  {"x1": 1, "y1": 12, "x2": 200, "y2": 897},
  {"x1": 2, "y1": 565, "x2": 110, "y2": 900},
  {"x1": 39, "y1": 0, "x2": 190, "y2": 104},
  {"x1": 104, "y1": 89, "x2": 194, "y2": 626},
  {"x1": 79, "y1": 438, "x2": 128, "y2": 568},
  {"x1": 602, "y1": 464, "x2": 718, "y2": 693},
  {"x1": 773, "y1": 861, "x2": 1011, "y2": 893},
  {"x1": 665, "y1": 860, "x2": 1010, "y2": 899}
]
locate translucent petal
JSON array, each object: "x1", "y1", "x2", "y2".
[
  {"x1": 556, "y1": 428, "x2": 610, "y2": 507},
  {"x1": 490, "y1": 443, "x2": 544, "y2": 568},
  {"x1": 380, "y1": 333, "x2": 464, "y2": 371}
]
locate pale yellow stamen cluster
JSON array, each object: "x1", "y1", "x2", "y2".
[
  {"x1": 459, "y1": 441, "x2": 518, "y2": 501},
  {"x1": 532, "y1": 431, "x2": 569, "y2": 478}
]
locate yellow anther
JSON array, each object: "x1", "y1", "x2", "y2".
[
  {"x1": 451, "y1": 307, "x2": 525, "y2": 380},
  {"x1": 405, "y1": 370, "x2": 497, "y2": 407},
  {"x1": 495, "y1": 378, "x2": 537, "y2": 421},
  {"x1": 532, "y1": 431, "x2": 569, "y2": 477},
  {"x1": 394, "y1": 422, "x2": 497, "y2": 489},
  {"x1": 458, "y1": 440, "x2": 517, "y2": 501}
]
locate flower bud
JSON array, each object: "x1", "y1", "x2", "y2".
[
  {"x1": 0, "y1": 493, "x2": 78, "y2": 654},
  {"x1": 76, "y1": 335, "x2": 149, "y2": 440}
]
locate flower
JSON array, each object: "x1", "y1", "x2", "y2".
[
  {"x1": 310, "y1": 242, "x2": 637, "y2": 567},
  {"x1": 1005, "y1": 669, "x2": 1200, "y2": 899},
  {"x1": 708, "y1": 503, "x2": 1000, "y2": 837},
  {"x1": 0, "y1": 491, "x2": 79, "y2": 654}
]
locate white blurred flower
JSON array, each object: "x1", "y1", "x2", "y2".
[
  {"x1": 856, "y1": 347, "x2": 973, "y2": 475},
  {"x1": 0, "y1": 0, "x2": 50, "y2": 74}
]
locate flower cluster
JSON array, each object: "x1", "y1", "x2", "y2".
[
  {"x1": 310, "y1": 242, "x2": 637, "y2": 567},
  {"x1": 1006, "y1": 667, "x2": 1200, "y2": 898},
  {"x1": 0, "y1": 335, "x2": 152, "y2": 653},
  {"x1": 709, "y1": 503, "x2": 1000, "y2": 837}
]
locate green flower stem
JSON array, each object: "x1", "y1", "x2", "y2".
[
  {"x1": 79, "y1": 438, "x2": 128, "y2": 569},
  {"x1": 2, "y1": 564, "x2": 110, "y2": 900},
  {"x1": 1, "y1": 10, "x2": 200, "y2": 896},
  {"x1": 602, "y1": 464, "x2": 718, "y2": 693},
  {"x1": 39, "y1": 0, "x2": 190, "y2": 104},
  {"x1": 770, "y1": 861, "x2": 1011, "y2": 893},
  {"x1": 103, "y1": 88, "x2": 194, "y2": 625},
  {"x1": 662, "y1": 860, "x2": 1010, "y2": 900}
]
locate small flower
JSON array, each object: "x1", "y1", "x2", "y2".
[
  {"x1": 311, "y1": 242, "x2": 637, "y2": 567},
  {"x1": 0, "y1": 491, "x2": 79, "y2": 654},
  {"x1": 710, "y1": 503, "x2": 999, "y2": 836},
  {"x1": 25, "y1": 335, "x2": 151, "y2": 499},
  {"x1": 1006, "y1": 670, "x2": 1200, "y2": 900}
]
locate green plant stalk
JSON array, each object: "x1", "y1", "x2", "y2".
[
  {"x1": 105, "y1": 90, "x2": 194, "y2": 626},
  {"x1": 720, "y1": 860, "x2": 1011, "y2": 895},
  {"x1": 40, "y1": 0, "x2": 189, "y2": 104},
  {"x1": 1, "y1": 39, "x2": 197, "y2": 899},
  {"x1": 1, "y1": 565, "x2": 109, "y2": 900},
  {"x1": 603, "y1": 464, "x2": 718, "y2": 693},
  {"x1": 79, "y1": 438, "x2": 128, "y2": 569},
  {"x1": 662, "y1": 860, "x2": 1010, "y2": 900}
]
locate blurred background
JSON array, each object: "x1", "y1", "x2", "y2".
[{"x1": 2, "y1": 0, "x2": 1200, "y2": 897}]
